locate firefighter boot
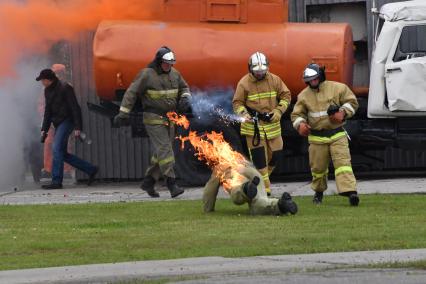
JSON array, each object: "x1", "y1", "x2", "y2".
[
  {"x1": 339, "y1": 191, "x2": 359, "y2": 206},
  {"x1": 278, "y1": 192, "x2": 298, "y2": 215},
  {"x1": 167, "y1": 177, "x2": 185, "y2": 198},
  {"x1": 349, "y1": 193, "x2": 360, "y2": 207},
  {"x1": 243, "y1": 176, "x2": 260, "y2": 200},
  {"x1": 313, "y1": 191, "x2": 323, "y2": 205},
  {"x1": 141, "y1": 175, "x2": 160, "y2": 198}
]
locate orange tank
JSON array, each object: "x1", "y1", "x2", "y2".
[{"x1": 93, "y1": 0, "x2": 353, "y2": 101}]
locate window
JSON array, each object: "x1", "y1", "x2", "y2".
[{"x1": 393, "y1": 25, "x2": 426, "y2": 62}]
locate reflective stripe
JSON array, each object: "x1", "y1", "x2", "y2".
[
  {"x1": 146, "y1": 89, "x2": 179, "y2": 99},
  {"x1": 236, "y1": 106, "x2": 247, "y2": 114},
  {"x1": 335, "y1": 166, "x2": 353, "y2": 176},
  {"x1": 159, "y1": 156, "x2": 175, "y2": 166},
  {"x1": 241, "y1": 121, "x2": 281, "y2": 138},
  {"x1": 262, "y1": 173, "x2": 269, "y2": 180},
  {"x1": 308, "y1": 131, "x2": 346, "y2": 144},
  {"x1": 247, "y1": 91, "x2": 277, "y2": 101},
  {"x1": 144, "y1": 119, "x2": 168, "y2": 125},
  {"x1": 181, "y1": 92, "x2": 191, "y2": 98},
  {"x1": 293, "y1": 117, "x2": 306, "y2": 129},
  {"x1": 120, "y1": 106, "x2": 131, "y2": 114},
  {"x1": 308, "y1": 111, "x2": 328, "y2": 118},
  {"x1": 312, "y1": 169, "x2": 328, "y2": 179},
  {"x1": 341, "y1": 103, "x2": 355, "y2": 115},
  {"x1": 278, "y1": 99, "x2": 289, "y2": 108}
]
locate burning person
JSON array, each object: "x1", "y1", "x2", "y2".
[
  {"x1": 169, "y1": 112, "x2": 297, "y2": 216},
  {"x1": 203, "y1": 165, "x2": 298, "y2": 216}
]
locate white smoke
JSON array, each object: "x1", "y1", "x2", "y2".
[
  {"x1": 0, "y1": 58, "x2": 46, "y2": 192},
  {"x1": 191, "y1": 88, "x2": 244, "y2": 126}
]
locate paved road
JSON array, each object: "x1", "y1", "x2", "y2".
[{"x1": 0, "y1": 249, "x2": 425, "y2": 284}]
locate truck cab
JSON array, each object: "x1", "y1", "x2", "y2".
[{"x1": 368, "y1": 0, "x2": 426, "y2": 117}]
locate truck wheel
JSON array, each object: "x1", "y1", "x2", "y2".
[{"x1": 174, "y1": 119, "x2": 243, "y2": 186}]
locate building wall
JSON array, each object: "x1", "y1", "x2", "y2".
[{"x1": 71, "y1": 32, "x2": 152, "y2": 180}]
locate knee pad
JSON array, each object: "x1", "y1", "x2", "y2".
[
  {"x1": 250, "y1": 147, "x2": 266, "y2": 169},
  {"x1": 268, "y1": 150, "x2": 283, "y2": 167}
]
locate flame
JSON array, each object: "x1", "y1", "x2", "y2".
[
  {"x1": 168, "y1": 112, "x2": 248, "y2": 192},
  {"x1": 167, "y1": 112, "x2": 190, "y2": 130}
]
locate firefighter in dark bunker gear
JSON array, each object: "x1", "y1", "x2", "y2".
[{"x1": 115, "y1": 46, "x2": 191, "y2": 198}]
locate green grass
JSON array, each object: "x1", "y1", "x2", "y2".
[{"x1": 0, "y1": 194, "x2": 425, "y2": 271}]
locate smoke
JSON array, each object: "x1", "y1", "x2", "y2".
[
  {"x1": 0, "y1": 0, "x2": 159, "y2": 191},
  {"x1": 191, "y1": 88, "x2": 244, "y2": 126},
  {"x1": 0, "y1": 58, "x2": 46, "y2": 191},
  {"x1": 0, "y1": 0, "x2": 160, "y2": 78}
]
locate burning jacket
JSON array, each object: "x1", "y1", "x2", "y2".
[
  {"x1": 41, "y1": 79, "x2": 82, "y2": 131},
  {"x1": 232, "y1": 72, "x2": 291, "y2": 139}
]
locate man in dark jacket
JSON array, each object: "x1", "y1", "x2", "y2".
[{"x1": 37, "y1": 69, "x2": 98, "y2": 189}]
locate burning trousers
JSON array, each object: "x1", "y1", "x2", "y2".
[
  {"x1": 245, "y1": 136, "x2": 283, "y2": 195},
  {"x1": 203, "y1": 166, "x2": 281, "y2": 215},
  {"x1": 144, "y1": 122, "x2": 176, "y2": 179},
  {"x1": 309, "y1": 136, "x2": 356, "y2": 194}
]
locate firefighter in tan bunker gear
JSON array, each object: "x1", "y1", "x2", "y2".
[
  {"x1": 114, "y1": 46, "x2": 192, "y2": 198},
  {"x1": 232, "y1": 52, "x2": 291, "y2": 196},
  {"x1": 203, "y1": 165, "x2": 298, "y2": 216},
  {"x1": 291, "y1": 63, "x2": 360, "y2": 206}
]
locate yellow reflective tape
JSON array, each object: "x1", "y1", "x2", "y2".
[
  {"x1": 279, "y1": 100, "x2": 289, "y2": 108},
  {"x1": 241, "y1": 121, "x2": 280, "y2": 130},
  {"x1": 144, "y1": 119, "x2": 168, "y2": 125},
  {"x1": 120, "y1": 106, "x2": 131, "y2": 114},
  {"x1": 247, "y1": 91, "x2": 277, "y2": 101},
  {"x1": 159, "y1": 156, "x2": 175, "y2": 166},
  {"x1": 262, "y1": 173, "x2": 269, "y2": 180},
  {"x1": 308, "y1": 131, "x2": 346, "y2": 143},
  {"x1": 335, "y1": 166, "x2": 353, "y2": 176},
  {"x1": 236, "y1": 106, "x2": 247, "y2": 114},
  {"x1": 312, "y1": 170, "x2": 328, "y2": 179},
  {"x1": 146, "y1": 89, "x2": 178, "y2": 99}
]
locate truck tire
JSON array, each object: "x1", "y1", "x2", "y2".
[{"x1": 174, "y1": 118, "x2": 244, "y2": 186}]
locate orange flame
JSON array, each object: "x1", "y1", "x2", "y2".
[
  {"x1": 167, "y1": 112, "x2": 190, "y2": 130},
  {"x1": 168, "y1": 112, "x2": 248, "y2": 192}
]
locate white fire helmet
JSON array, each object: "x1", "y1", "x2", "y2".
[
  {"x1": 162, "y1": 51, "x2": 176, "y2": 65},
  {"x1": 249, "y1": 52, "x2": 269, "y2": 80}
]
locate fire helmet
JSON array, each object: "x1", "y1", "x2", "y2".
[
  {"x1": 248, "y1": 52, "x2": 269, "y2": 80},
  {"x1": 303, "y1": 63, "x2": 326, "y2": 83},
  {"x1": 155, "y1": 46, "x2": 176, "y2": 65}
]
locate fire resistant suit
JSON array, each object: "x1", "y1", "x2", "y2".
[
  {"x1": 203, "y1": 166, "x2": 297, "y2": 216},
  {"x1": 233, "y1": 72, "x2": 291, "y2": 195},
  {"x1": 291, "y1": 80, "x2": 359, "y2": 199}
]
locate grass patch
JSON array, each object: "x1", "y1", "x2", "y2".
[
  {"x1": 0, "y1": 194, "x2": 425, "y2": 270},
  {"x1": 363, "y1": 260, "x2": 426, "y2": 270}
]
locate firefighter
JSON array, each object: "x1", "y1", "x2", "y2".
[
  {"x1": 114, "y1": 46, "x2": 191, "y2": 198},
  {"x1": 291, "y1": 63, "x2": 360, "y2": 206},
  {"x1": 233, "y1": 52, "x2": 291, "y2": 196},
  {"x1": 203, "y1": 165, "x2": 298, "y2": 216}
]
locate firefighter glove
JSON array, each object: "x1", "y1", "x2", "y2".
[
  {"x1": 269, "y1": 108, "x2": 283, "y2": 123},
  {"x1": 113, "y1": 112, "x2": 130, "y2": 127}
]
